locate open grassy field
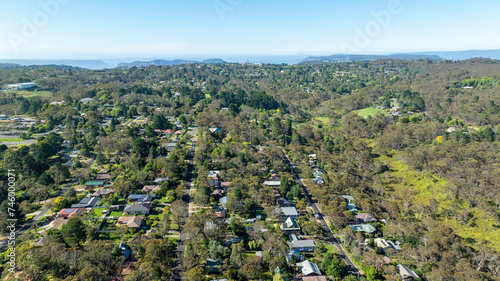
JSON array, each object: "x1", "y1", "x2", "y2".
[
  {"x1": 0, "y1": 137, "x2": 22, "y2": 142},
  {"x1": 11, "y1": 90, "x2": 53, "y2": 99},
  {"x1": 355, "y1": 107, "x2": 386, "y2": 118}
]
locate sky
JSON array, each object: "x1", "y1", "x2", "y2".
[{"x1": 1, "y1": 0, "x2": 500, "y2": 62}]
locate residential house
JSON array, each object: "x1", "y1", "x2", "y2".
[
  {"x1": 375, "y1": 238, "x2": 401, "y2": 252},
  {"x1": 206, "y1": 259, "x2": 223, "y2": 273},
  {"x1": 165, "y1": 143, "x2": 177, "y2": 152},
  {"x1": 296, "y1": 260, "x2": 322, "y2": 276},
  {"x1": 224, "y1": 236, "x2": 243, "y2": 247},
  {"x1": 302, "y1": 277, "x2": 328, "y2": 281},
  {"x1": 347, "y1": 202, "x2": 358, "y2": 213},
  {"x1": 351, "y1": 224, "x2": 376, "y2": 234},
  {"x1": 302, "y1": 275, "x2": 328, "y2": 281},
  {"x1": 286, "y1": 248, "x2": 302, "y2": 263},
  {"x1": 289, "y1": 234, "x2": 316, "y2": 252},
  {"x1": 98, "y1": 168, "x2": 109, "y2": 174},
  {"x1": 127, "y1": 194, "x2": 154, "y2": 204},
  {"x1": 207, "y1": 171, "x2": 221, "y2": 187},
  {"x1": 355, "y1": 213, "x2": 377, "y2": 224},
  {"x1": 313, "y1": 176, "x2": 324, "y2": 184},
  {"x1": 123, "y1": 204, "x2": 150, "y2": 215},
  {"x1": 374, "y1": 238, "x2": 393, "y2": 253},
  {"x1": 142, "y1": 185, "x2": 161, "y2": 193},
  {"x1": 211, "y1": 189, "x2": 224, "y2": 196},
  {"x1": 397, "y1": 264, "x2": 420, "y2": 280},
  {"x1": 281, "y1": 207, "x2": 299, "y2": 218},
  {"x1": 281, "y1": 217, "x2": 300, "y2": 234},
  {"x1": 57, "y1": 208, "x2": 82, "y2": 218},
  {"x1": 209, "y1": 127, "x2": 221, "y2": 134},
  {"x1": 154, "y1": 177, "x2": 169, "y2": 183},
  {"x1": 85, "y1": 180, "x2": 105, "y2": 190},
  {"x1": 263, "y1": 180, "x2": 280, "y2": 188},
  {"x1": 340, "y1": 195, "x2": 355, "y2": 203},
  {"x1": 95, "y1": 173, "x2": 111, "y2": 181},
  {"x1": 277, "y1": 197, "x2": 295, "y2": 207},
  {"x1": 80, "y1": 98, "x2": 93, "y2": 104},
  {"x1": 119, "y1": 243, "x2": 132, "y2": 260},
  {"x1": 220, "y1": 181, "x2": 231, "y2": 191},
  {"x1": 71, "y1": 197, "x2": 100, "y2": 208},
  {"x1": 117, "y1": 216, "x2": 145, "y2": 229},
  {"x1": 219, "y1": 196, "x2": 228, "y2": 209},
  {"x1": 312, "y1": 169, "x2": 323, "y2": 177},
  {"x1": 92, "y1": 188, "x2": 115, "y2": 197}
]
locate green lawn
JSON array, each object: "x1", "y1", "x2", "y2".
[
  {"x1": 355, "y1": 107, "x2": 386, "y2": 118},
  {"x1": 325, "y1": 244, "x2": 337, "y2": 254},
  {"x1": 0, "y1": 138, "x2": 22, "y2": 142},
  {"x1": 110, "y1": 211, "x2": 124, "y2": 217},
  {"x1": 93, "y1": 208, "x2": 106, "y2": 217},
  {"x1": 11, "y1": 90, "x2": 53, "y2": 99}
]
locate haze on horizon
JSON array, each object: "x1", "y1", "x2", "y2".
[{"x1": 1, "y1": 0, "x2": 500, "y2": 60}]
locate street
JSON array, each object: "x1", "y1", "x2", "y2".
[
  {"x1": 282, "y1": 153, "x2": 362, "y2": 277},
  {"x1": 171, "y1": 125, "x2": 197, "y2": 281}
]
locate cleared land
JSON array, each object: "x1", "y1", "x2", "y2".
[{"x1": 355, "y1": 107, "x2": 386, "y2": 117}]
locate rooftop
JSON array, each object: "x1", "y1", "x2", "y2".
[
  {"x1": 297, "y1": 260, "x2": 321, "y2": 276},
  {"x1": 281, "y1": 206, "x2": 299, "y2": 217},
  {"x1": 351, "y1": 224, "x2": 376, "y2": 233}
]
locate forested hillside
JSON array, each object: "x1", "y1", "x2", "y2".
[{"x1": 0, "y1": 59, "x2": 498, "y2": 280}]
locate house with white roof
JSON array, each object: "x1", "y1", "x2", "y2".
[{"x1": 297, "y1": 260, "x2": 322, "y2": 276}]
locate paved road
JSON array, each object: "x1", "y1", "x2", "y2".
[
  {"x1": 0, "y1": 179, "x2": 76, "y2": 252},
  {"x1": 171, "y1": 125, "x2": 197, "y2": 281},
  {"x1": 283, "y1": 152, "x2": 362, "y2": 277}
]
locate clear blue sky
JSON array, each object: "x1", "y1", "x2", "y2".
[{"x1": 1, "y1": 0, "x2": 499, "y2": 60}]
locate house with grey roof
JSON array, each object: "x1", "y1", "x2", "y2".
[
  {"x1": 263, "y1": 180, "x2": 281, "y2": 187},
  {"x1": 289, "y1": 234, "x2": 316, "y2": 252},
  {"x1": 397, "y1": 264, "x2": 419, "y2": 280},
  {"x1": 280, "y1": 206, "x2": 299, "y2": 218},
  {"x1": 123, "y1": 204, "x2": 150, "y2": 215},
  {"x1": 351, "y1": 224, "x2": 376, "y2": 234},
  {"x1": 127, "y1": 194, "x2": 154, "y2": 204},
  {"x1": 71, "y1": 197, "x2": 100, "y2": 208},
  {"x1": 286, "y1": 249, "x2": 302, "y2": 263}
]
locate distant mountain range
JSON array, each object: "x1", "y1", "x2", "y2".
[
  {"x1": 300, "y1": 50, "x2": 500, "y2": 64},
  {"x1": 408, "y1": 49, "x2": 500, "y2": 61},
  {"x1": 300, "y1": 53, "x2": 441, "y2": 64},
  {"x1": 1, "y1": 50, "x2": 500, "y2": 69},
  {"x1": 117, "y1": 58, "x2": 226, "y2": 68},
  {"x1": 0, "y1": 59, "x2": 111, "y2": 70}
]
